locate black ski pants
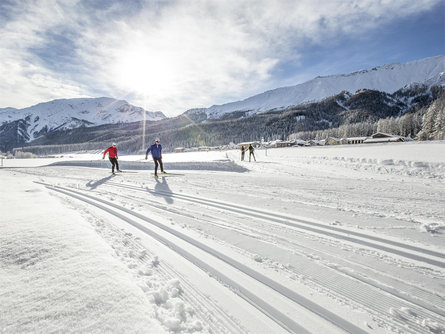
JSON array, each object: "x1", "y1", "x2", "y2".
[
  {"x1": 109, "y1": 157, "x2": 119, "y2": 172},
  {"x1": 153, "y1": 157, "x2": 164, "y2": 175},
  {"x1": 249, "y1": 152, "x2": 256, "y2": 162}
]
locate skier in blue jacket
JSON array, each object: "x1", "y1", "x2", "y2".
[{"x1": 145, "y1": 138, "x2": 167, "y2": 177}]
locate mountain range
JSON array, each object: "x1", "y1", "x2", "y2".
[
  {"x1": 1, "y1": 55, "x2": 444, "y2": 153},
  {"x1": 188, "y1": 55, "x2": 445, "y2": 119},
  {"x1": 0, "y1": 97, "x2": 165, "y2": 150}
]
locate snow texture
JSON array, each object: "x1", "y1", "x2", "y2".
[{"x1": 1, "y1": 141, "x2": 444, "y2": 334}]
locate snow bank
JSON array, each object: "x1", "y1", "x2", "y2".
[
  {"x1": 0, "y1": 176, "x2": 167, "y2": 333},
  {"x1": 228, "y1": 141, "x2": 445, "y2": 180},
  {"x1": 0, "y1": 150, "x2": 232, "y2": 168}
]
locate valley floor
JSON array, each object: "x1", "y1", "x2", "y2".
[{"x1": 1, "y1": 141, "x2": 444, "y2": 334}]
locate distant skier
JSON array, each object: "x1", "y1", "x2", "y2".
[
  {"x1": 103, "y1": 142, "x2": 121, "y2": 174},
  {"x1": 248, "y1": 144, "x2": 256, "y2": 162},
  {"x1": 240, "y1": 146, "x2": 246, "y2": 161},
  {"x1": 145, "y1": 138, "x2": 167, "y2": 178}
]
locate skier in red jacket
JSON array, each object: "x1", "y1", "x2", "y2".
[{"x1": 103, "y1": 142, "x2": 121, "y2": 174}]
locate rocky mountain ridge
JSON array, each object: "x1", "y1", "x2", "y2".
[
  {"x1": 0, "y1": 97, "x2": 165, "y2": 150},
  {"x1": 188, "y1": 55, "x2": 444, "y2": 120}
]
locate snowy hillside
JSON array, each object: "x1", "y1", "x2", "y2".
[
  {"x1": 199, "y1": 55, "x2": 445, "y2": 119},
  {"x1": 422, "y1": 71, "x2": 445, "y2": 87},
  {"x1": 0, "y1": 107, "x2": 18, "y2": 114},
  {"x1": 0, "y1": 97, "x2": 166, "y2": 142},
  {"x1": 1, "y1": 142, "x2": 444, "y2": 333}
]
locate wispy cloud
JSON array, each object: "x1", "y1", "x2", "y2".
[{"x1": 0, "y1": 0, "x2": 442, "y2": 115}]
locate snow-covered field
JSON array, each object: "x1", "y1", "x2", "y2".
[{"x1": 1, "y1": 141, "x2": 444, "y2": 334}]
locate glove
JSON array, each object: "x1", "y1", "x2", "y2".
[
  {"x1": 102, "y1": 156, "x2": 104, "y2": 159},
  {"x1": 145, "y1": 156, "x2": 147, "y2": 160}
]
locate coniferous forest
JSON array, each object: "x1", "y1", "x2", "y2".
[{"x1": 4, "y1": 85, "x2": 444, "y2": 156}]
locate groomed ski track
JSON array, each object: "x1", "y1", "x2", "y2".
[
  {"x1": 34, "y1": 174, "x2": 445, "y2": 334},
  {"x1": 99, "y1": 179, "x2": 445, "y2": 321},
  {"x1": 6, "y1": 161, "x2": 444, "y2": 334},
  {"x1": 109, "y1": 180, "x2": 445, "y2": 266},
  {"x1": 36, "y1": 181, "x2": 366, "y2": 334}
]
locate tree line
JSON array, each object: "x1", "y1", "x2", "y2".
[{"x1": 9, "y1": 86, "x2": 445, "y2": 156}]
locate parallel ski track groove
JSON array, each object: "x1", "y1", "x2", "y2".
[
  {"x1": 105, "y1": 181, "x2": 445, "y2": 268},
  {"x1": 93, "y1": 181, "x2": 445, "y2": 332},
  {"x1": 97, "y1": 184, "x2": 445, "y2": 320},
  {"x1": 111, "y1": 227, "x2": 246, "y2": 334},
  {"x1": 37, "y1": 181, "x2": 369, "y2": 334},
  {"x1": 15, "y1": 170, "x2": 445, "y2": 263},
  {"x1": 58, "y1": 181, "x2": 244, "y2": 334}
]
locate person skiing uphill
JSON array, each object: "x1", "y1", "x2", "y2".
[
  {"x1": 103, "y1": 142, "x2": 121, "y2": 174},
  {"x1": 145, "y1": 138, "x2": 167, "y2": 177},
  {"x1": 240, "y1": 146, "x2": 246, "y2": 161}
]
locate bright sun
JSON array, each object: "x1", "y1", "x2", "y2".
[{"x1": 112, "y1": 45, "x2": 176, "y2": 95}]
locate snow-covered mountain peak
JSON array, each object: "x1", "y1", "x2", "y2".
[
  {"x1": 198, "y1": 55, "x2": 445, "y2": 119},
  {"x1": 0, "y1": 97, "x2": 166, "y2": 142}
]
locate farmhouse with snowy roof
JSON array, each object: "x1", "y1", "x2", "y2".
[
  {"x1": 364, "y1": 133, "x2": 413, "y2": 144},
  {"x1": 345, "y1": 137, "x2": 367, "y2": 144},
  {"x1": 265, "y1": 140, "x2": 295, "y2": 148},
  {"x1": 326, "y1": 137, "x2": 342, "y2": 145}
]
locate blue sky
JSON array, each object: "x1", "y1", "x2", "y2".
[{"x1": 1, "y1": 0, "x2": 444, "y2": 116}]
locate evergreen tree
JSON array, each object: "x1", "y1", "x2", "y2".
[{"x1": 432, "y1": 98, "x2": 445, "y2": 140}]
